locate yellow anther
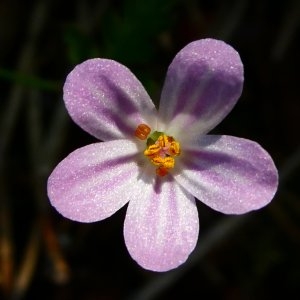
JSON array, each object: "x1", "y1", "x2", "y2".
[
  {"x1": 168, "y1": 141, "x2": 181, "y2": 156},
  {"x1": 135, "y1": 124, "x2": 151, "y2": 140},
  {"x1": 143, "y1": 134, "x2": 181, "y2": 177},
  {"x1": 144, "y1": 144, "x2": 161, "y2": 157},
  {"x1": 151, "y1": 156, "x2": 175, "y2": 168},
  {"x1": 156, "y1": 135, "x2": 174, "y2": 148},
  {"x1": 150, "y1": 156, "x2": 164, "y2": 166}
]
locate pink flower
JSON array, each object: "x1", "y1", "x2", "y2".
[{"x1": 47, "y1": 39, "x2": 278, "y2": 272}]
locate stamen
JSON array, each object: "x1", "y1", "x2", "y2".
[
  {"x1": 144, "y1": 134, "x2": 181, "y2": 177},
  {"x1": 156, "y1": 167, "x2": 169, "y2": 177},
  {"x1": 135, "y1": 124, "x2": 151, "y2": 140},
  {"x1": 144, "y1": 144, "x2": 161, "y2": 158},
  {"x1": 168, "y1": 140, "x2": 181, "y2": 156},
  {"x1": 151, "y1": 156, "x2": 175, "y2": 168}
]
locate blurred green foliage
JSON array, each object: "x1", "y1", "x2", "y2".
[
  {"x1": 0, "y1": 68, "x2": 59, "y2": 91},
  {"x1": 101, "y1": 0, "x2": 178, "y2": 64}
]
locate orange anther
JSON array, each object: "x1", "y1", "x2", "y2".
[
  {"x1": 134, "y1": 124, "x2": 151, "y2": 140},
  {"x1": 156, "y1": 166, "x2": 169, "y2": 177}
]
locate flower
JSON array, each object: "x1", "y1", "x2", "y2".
[{"x1": 47, "y1": 38, "x2": 278, "y2": 272}]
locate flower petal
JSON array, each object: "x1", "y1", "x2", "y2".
[
  {"x1": 124, "y1": 176, "x2": 199, "y2": 272},
  {"x1": 64, "y1": 59, "x2": 157, "y2": 141},
  {"x1": 158, "y1": 39, "x2": 243, "y2": 137},
  {"x1": 174, "y1": 135, "x2": 278, "y2": 214},
  {"x1": 47, "y1": 140, "x2": 141, "y2": 222}
]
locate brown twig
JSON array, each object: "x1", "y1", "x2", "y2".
[
  {"x1": 11, "y1": 224, "x2": 40, "y2": 300},
  {"x1": 41, "y1": 217, "x2": 70, "y2": 285},
  {"x1": 0, "y1": 0, "x2": 51, "y2": 297},
  {"x1": 0, "y1": 179, "x2": 14, "y2": 296}
]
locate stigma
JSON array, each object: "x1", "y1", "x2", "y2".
[{"x1": 135, "y1": 124, "x2": 181, "y2": 176}]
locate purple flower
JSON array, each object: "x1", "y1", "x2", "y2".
[{"x1": 47, "y1": 39, "x2": 278, "y2": 272}]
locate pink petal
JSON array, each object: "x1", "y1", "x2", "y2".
[
  {"x1": 47, "y1": 140, "x2": 141, "y2": 222},
  {"x1": 64, "y1": 59, "x2": 157, "y2": 141},
  {"x1": 124, "y1": 177, "x2": 199, "y2": 272},
  {"x1": 158, "y1": 39, "x2": 243, "y2": 137},
  {"x1": 174, "y1": 135, "x2": 278, "y2": 214}
]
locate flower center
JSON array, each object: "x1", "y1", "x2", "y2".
[{"x1": 135, "y1": 124, "x2": 181, "y2": 176}]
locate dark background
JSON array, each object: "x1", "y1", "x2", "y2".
[{"x1": 0, "y1": 0, "x2": 299, "y2": 299}]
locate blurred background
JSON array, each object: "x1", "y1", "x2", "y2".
[{"x1": 0, "y1": 0, "x2": 299, "y2": 299}]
